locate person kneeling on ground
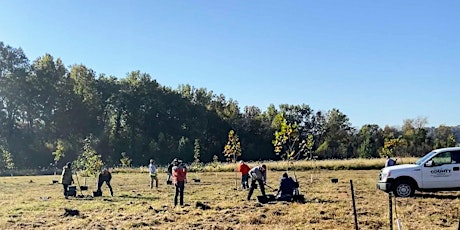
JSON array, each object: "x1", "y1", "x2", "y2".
[
  {"x1": 97, "y1": 168, "x2": 113, "y2": 196},
  {"x1": 247, "y1": 164, "x2": 267, "y2": 201},
  {"x1": 276, "y1": 172, "x2": 295, "y2": 201}
]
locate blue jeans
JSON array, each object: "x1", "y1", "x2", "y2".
[
  {"x1": 63, "y1": 184, "x2": 69, "y2": 197},
  {"x1": 97, "y1": 179, "x2": 113, "y2": 196},
  {"x1": 174, "y1": 181, "x2": 185, "y2": 206},
  {"x1": 241, "y1": 174, "x2": 249, "y2": 189},
  {"x1": 247, "y1": 179, "x2": 266, "y2": 200}
]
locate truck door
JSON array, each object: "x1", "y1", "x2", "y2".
[
  {"x1": 421, "y1": 151, "x2": 458, "y2": 189},
  {"x1": 451, "y1": 150, "x2": 460, "y2": 186}
]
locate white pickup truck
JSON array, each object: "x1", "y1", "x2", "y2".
[{"x1": 377, "y1": 147, "x2": 460, "y2": 197}]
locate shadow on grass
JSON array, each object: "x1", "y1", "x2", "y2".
[
  {"x1": 188, "y1": 182, "x2": 213, "y2": 186},
  {"x1": 118, "y1": 194, "x2": 160, "y2": 201},
  {"x1": 308, "y1": 198, "x2": 339, "y2": 204},
  {"x1": 414, "y1": 193, "x2": 460, "y2": 200}
]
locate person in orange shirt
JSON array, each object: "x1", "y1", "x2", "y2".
[
  {"x1": 172, "y1": 159, "x2": 187, "y2": 206},
  {"x1": 238, "y1": 160, "x2": 250, "y2": 189}
]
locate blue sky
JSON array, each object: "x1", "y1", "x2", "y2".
[{"x1": 1, "y1": 1, "x2": 459, "y2": 128}]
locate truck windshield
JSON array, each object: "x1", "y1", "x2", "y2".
[{"x1": 415, "y1": 151, "x2": 437, "y2": 165}]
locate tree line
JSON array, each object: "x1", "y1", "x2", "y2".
[{"x1": 0, "y1": 41, "x2": 458, "y2": 171}]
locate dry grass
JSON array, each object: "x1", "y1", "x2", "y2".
[
  {"x1": 111, "y1": 157, "x2": 419, "y2": 174},
  {"x1": 1, "y1": 169, "x2": 459, "y2": 230},
  {"x1": 198, "y1": 157, "x2": 419, "y2": 172}
]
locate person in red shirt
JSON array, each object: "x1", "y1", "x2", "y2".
[
  {"x1": 238, "y1": 160, "x2": 250, "y2": 189},
  {"x1": 172, "y1": 159, "x2": 187, "y2": 206}
]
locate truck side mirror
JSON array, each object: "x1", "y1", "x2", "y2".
[{"x1": 425, "y1": 160, "x2": 433, "y2": 167}]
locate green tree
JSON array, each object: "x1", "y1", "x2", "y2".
[
  {"x1": 273, "y1": 118, "x2": 307, "y2": 161},
  {"x1": 1, "y1": 147, "x2": 15, "y2": 176},
  {"x1": 278, "y1": 104, "x2": 314, "y2": 139},
  {"x1": 434, "y1": 125, "x2": 457, "y2": 149},
  {"x1": 239, "y1": 105, "x2": 275, "y2": 161},
  {"x1": 210, "y1": 94, "x2": 241, "y2": 126},
  {"x1": 209, "y1": 154, "x2": 220, "y2": 170},
  {"x1": 74, "y1": 135, "x2": 104, "y2": 177},
  {"x1": 448, "y1": 134, "x2": 457, "y2": 147},
  {"x1": 304, "y1": 134, "x2": 315, "y2": 159},
  {"x1": 223, "y1": 130, "x2": 242, "y2": 189},
  {"x1": 68, "y1": 64, "x2": 102, "y2": 136},
  {"x1": 29, "y1": 54, "x2": 67, "y2": 133},
  {"x1": 0, "y1": 42, "x2": 30, "y2": 137},
  {"x1": 52, "y1": 139, "x2": 66, "y2": 175},
  {"x1": 223, "y1": 130, "x2": 242, "y2": 163},
  {"x1": 379, "y1": 138, "x2": 404, "y2": 158},
  {"x1": 399, "y1": 118, "x2": 431, "y2": 157},
  {"x1": 317, "y1": 109, "x2": 353, "y2": 159},
  {"x1": 357, "y1": 124, "x2": 383, "y2": 158},
  {"x1": 262, "y1": 104, "x2": 278, "y2": 128},
  {"x1": 193, "y1": 139, "x2": 201, "y2": 163},
  {"x1": 119, "y1": 152, "x2": 132, "y2": 167},
  {"x1": 190, "y1": 139, "x2": 203, "y2": 172}
]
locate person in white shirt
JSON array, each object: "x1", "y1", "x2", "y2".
[
  {"x1": 247, "y1": 164, "x2": 267, "y2": 201},
  {"x1": 149, "y1": 159, "x2": 158, "y2": 188}
]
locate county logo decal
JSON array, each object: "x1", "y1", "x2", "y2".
[{"x1": 430, "y1": 169, "x2": 452, "y2": 177}]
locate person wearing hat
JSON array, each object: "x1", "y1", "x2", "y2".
[
  {"x1": 149, "y1": 159, "x2": 158, "y2": 188},
  {"x1": 237, "y1": 160, "x2": 250, "y2": 189},
  {"x1": 61, "y1": 162, "x2": 74, "y2": 199},
  {"x1": 97, "y1": 168, "x2": 114, "y2": 196},
  {"x1": 247, "y1": 164, "x2": 267, "y2": 201},
  {"x1": 167, "y1": 158, "x2": 177, "y2": 185},
  {"x1": 172, "y1": 159, "x2": 187, "y2": 206}
]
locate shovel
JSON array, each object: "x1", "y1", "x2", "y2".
[
  {"x1": 74, "y1": 173, "x2": 84, "y2": 196},
  {"x1": 265, "y1": 184, "x2": 278, "y2": 192}
]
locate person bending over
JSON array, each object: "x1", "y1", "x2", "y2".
[
  {"x1": 247, "y1": 164, "x2": 267, "y2": 201},
  {"x1": 97, "y1": 168, "x2": 113, "y2": 196}
]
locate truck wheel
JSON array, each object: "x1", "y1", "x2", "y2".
[{"x1": 393, "y1": 180, "x2": 414, "y2": 197}]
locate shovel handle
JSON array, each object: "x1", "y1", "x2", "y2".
[{"x1": 265, "y1": 184, "x2": 274, "y2": 189}]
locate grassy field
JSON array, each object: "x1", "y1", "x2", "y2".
[
  {"x1": 1, "y1": 169, "x2": 459, "y2": 230},
  {"x1": 111, "y1": 157, "x2": 420, "y2": 174}
]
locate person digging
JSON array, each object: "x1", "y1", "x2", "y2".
[
  {"x1": 247, "y1": 164, "x2": 267, "y2": 201},
  {"x1": 97, "y1": 168, "x2": 113, "y2": 196}
]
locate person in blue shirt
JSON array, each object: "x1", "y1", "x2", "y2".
[
  {"x1": 276, "y1": 172, "x2": 295, "y2": 201},
  {"x1": 385, "y1": 156, "x2": 397, "y2": 167}
]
